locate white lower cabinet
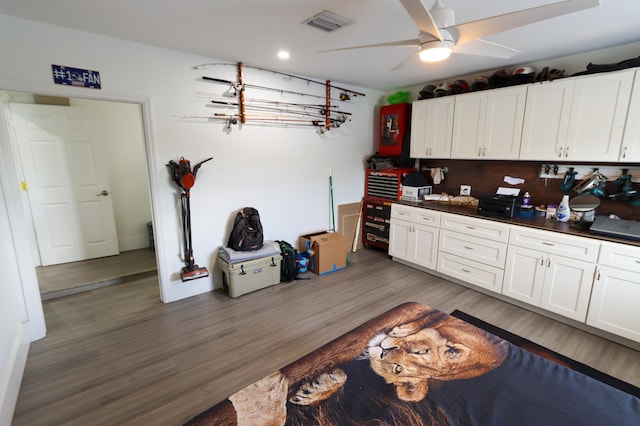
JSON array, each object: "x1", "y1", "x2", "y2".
[
  {"x1": 389, "y1": 205, "x2": 439, "y2": 270},
  {"x1": 586, "y1": 242, "x2": 640, "y2": 343},
  {"x1": 388, "y1": 206, "x2": 640, "y2": 345},
  {"x1": 503, "y1": 226, "x2": 598, "y2": 322}
]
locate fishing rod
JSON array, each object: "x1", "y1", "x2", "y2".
[
  {"x1": 198, "y1": 94, "x2": 353, "y2": 116},
  {"x1": 203, "y1": 76, "x2": 343, "y2": 102},
  {"x1": 209, "y1": 99, "x2": 350, "y2": 122},
  {"x1": 209, "y1": 114, "x2": 337, "y2": 133},
  {"x1": 195, "y1": 62, "x2": 366, "y2": 98},
  {"x1": 212, "y1": 112, "x2": 348, "y2": 124}
]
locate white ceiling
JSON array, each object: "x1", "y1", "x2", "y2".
[{"x1": 1, "y1": 0, "x2": 639, "y2": 91}]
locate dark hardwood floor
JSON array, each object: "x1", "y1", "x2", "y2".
[{"x1": 13, "y1": 248, "x2": 640, "y2": 425}]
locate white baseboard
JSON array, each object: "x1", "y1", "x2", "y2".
[
  {"x1": 0, "y1": 323, "x2": 29, "y2": 425},
  {"x1": 118, "y1": 234, "x2": 151, "y2": 252}
]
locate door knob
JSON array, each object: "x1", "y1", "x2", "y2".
[{"x1": 96, "y1": 190, "x2": 109, "y2": 196}]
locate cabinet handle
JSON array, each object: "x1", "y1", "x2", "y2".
[
  {"x1": 636, "y1": 260, "x2": 640, "y2": 264},
  {"x1": 466, "y1": 226, "x2": 476, "y2": 230},
  {"x1": 462, "y1": 268, "x2": 471, "y2": 273},
  {"x1": 558, "y1": 148, "x2": 563, "y2": 158},
  {"x1": 565, "y1": 147, "x2": 569, "y2": 158},
  {"x1": 546, "y1": 258, "x2": 551, "y2": 267},
  {"x1": 464, "y1": 246, "x2": 474, "y2": 250},
  {"x1": 483, "y1": 146, "x2": 487, "y2": 156},
  {"x1": 539, "y1": 257, "x2": 544, "y2": 266},
  {"x1": 542, "y1": 242, "x2": 555, "y2": 246},
  {"x1": 622, "y1": 146, "x2": 627, "y2": 159},
  {"x1": 596, "y1": 269, "x2": 601, "y2": 281},
  {"x1": 477, "y1": 147, "x2": 482, "y2": 157}
]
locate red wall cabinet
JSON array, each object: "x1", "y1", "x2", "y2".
[{"x1": 379, "y1": 103, "x2": 411, "y2": 156}]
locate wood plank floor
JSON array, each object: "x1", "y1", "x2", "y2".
[
  {"x1": 13, "y1": 248, "x2": 640, "y2": 425},
  {"x1": 36, "y1": 249, "x2": 157, "y2": 300}
]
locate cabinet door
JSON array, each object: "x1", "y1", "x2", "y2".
[
  {"x1": 409, "y1": 98, "x2": 454, "y2": 158},
  {"x1": 451, "y1": 92, "x2": 485, "y2": 158},
  {"x1": 540, "y1": 255, "x2": 595, "y2": 322},
  {"x1": 519, "y1": 79, "x2": 574, "y2": 160},
  {"x1": 502, "y1": 246, "x2": 545, "y2": 305},
  {"x1": 412, "y1": 224, "x2": 439, "y2": 270},
  {"x1": 620, "y1": 69, "x2": 640, "y2": 161},
  {"x1": 388, "y1": 219, "x2": 411, "y2": 260},
  {"x1": 483, "y1": 86, "x2": 527, "y2": 160},
  {"x1": 565, "y1": 70, "x2": 634, "y2": 161},
  {"x1": 587, "y1": 267, "x2": 640, "y2": 343}
]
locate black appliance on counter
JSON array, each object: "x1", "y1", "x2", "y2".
[{"x1": 477, "y1": 195, "x2": 522, "y2": 218}]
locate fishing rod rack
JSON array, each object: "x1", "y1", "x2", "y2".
[{"x1": 196, "y1": 61, "x2": 365, "y2": 133}]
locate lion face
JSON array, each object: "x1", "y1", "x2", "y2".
[{"x1": 367, "y1": 318, "x2": 508, "y2": 402}]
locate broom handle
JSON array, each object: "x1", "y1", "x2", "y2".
[
  {"x1": 352, "y1": 199, "x2": 363, "y2": 252},
  {"x1": 329, "y1": 171, "x2": 335, "y2": 231}
]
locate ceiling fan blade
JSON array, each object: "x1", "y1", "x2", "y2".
[
  {"x1": 392, "y1": 51, "x2": 420, "y2": 71},
  {"x1": 452, "y1": 39, "x2": 520, "y2": 59},
  {"x1": 451, "y1": 0, "x2": 600, "y2": 46},
  {"x1": 318, "y1": 39, "x2": 419, "y2": 53},
  {"x1": 398, "y1": 0, "x2": 443, "y2": 41}
]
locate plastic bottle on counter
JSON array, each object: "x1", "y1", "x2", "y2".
[
  {"x1": 556, "y1": 195, "x2": 570, "y2": 222},
  {"x1": 522, "y1": 192, "x2": 531, "y2": 206}
]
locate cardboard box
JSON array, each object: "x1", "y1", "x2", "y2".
[
  {"x1": 401, "y1": 185, "x2": 432, "y2": 202},
  {"x1": 298, "y1": 231, "x2": 347, "y2": 276}
]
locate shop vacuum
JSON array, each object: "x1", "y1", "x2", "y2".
[{"x1": 167, "y1": 156, "x2": 213, "y2": 281}]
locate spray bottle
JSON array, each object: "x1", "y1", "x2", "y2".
[{"x1": 556, "y1": 195, "x2": 571, "y2": 222}]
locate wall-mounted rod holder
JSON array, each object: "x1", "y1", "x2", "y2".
[
  {"x1": 421, "y1": 166, "x2": 449, "y2": 174},
  {"x1": 539, "y1": 164, "x2": 640, "y2": 183}
]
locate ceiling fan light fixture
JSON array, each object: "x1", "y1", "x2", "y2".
[
  {"x1": 419, "y1": 39, "x2": 454, "y2": 62},
  {"x1": 418, "y1": 28, "x2": 454, "y2": 62}
]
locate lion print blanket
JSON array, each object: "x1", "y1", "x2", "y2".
[{"x1": 185, "y1": 302, "x2": 640, "y2": 425}]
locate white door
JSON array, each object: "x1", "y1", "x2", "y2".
[{"x1": 10, "y1": 103, "x2": 119, "y2": 266}]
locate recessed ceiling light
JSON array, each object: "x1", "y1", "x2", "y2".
[{"x1": 278, "y1": 50, "x2": 290, "y2": 60}]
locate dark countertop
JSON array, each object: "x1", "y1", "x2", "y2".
[{"x1": 396, "y1": 200, "x2": 640, "y2": 248}]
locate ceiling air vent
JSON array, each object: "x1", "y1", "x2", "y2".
[{"x1": 303, "y1": 10, "x2": 353, "y2": 33}]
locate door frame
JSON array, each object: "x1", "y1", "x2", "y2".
[{"x1": 0, "y1": 79, "x2": 165, "y2": 342}]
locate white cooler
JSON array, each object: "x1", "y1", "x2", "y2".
[{"x1": 219, "y1": 254, "x2": 281, "y2": 298}]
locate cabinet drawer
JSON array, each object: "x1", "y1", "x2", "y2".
[
  {"x1": 509, "y1": 225, "x2": 599, "y2": 262},
  {"x1": 439, "y1": 230, "x2": 507, "y2": 268},
  {"x1": 366, "y1": 201, "x2": 391, "y2": 218},
  {"x1": 414, "y1": 208, "x2": 440, "y2": 228},
  {"x1": 440, "y1": 212, "x2": 510, "y2": 243},
  {"x1": 391, "y1": 203, "x2": 417, "y2": 221},
  {"x1": 598, "y1": 241, "x2": 640, "y2": 271},
  {"x1": 437, "y1": 251, "x2": 504, "y2": 293}
]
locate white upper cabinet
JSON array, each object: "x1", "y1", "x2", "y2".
[
  {"x1": 451, "y1": 85, "x2": 526, "y2": 160},
  {"x1": 620, "y1": 69, "x2": 640, "y2": 161},
  {"x1": 519, "y1": 79, "x2": 574, "y2": 160},
  {"x1": 520, "y1": 69, "x2": 634, "y2": 161},
  {"x1": 410, "y1": 97, "x2": 454, "y2": 158}
]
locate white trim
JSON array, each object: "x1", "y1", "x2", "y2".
[{"x1": 0, "y1": 324, "x2": 29, "y2": 426}]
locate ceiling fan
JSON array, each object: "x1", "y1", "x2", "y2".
[{"x1": 322, "y1": 0, "x2": 600, "y2": 69}]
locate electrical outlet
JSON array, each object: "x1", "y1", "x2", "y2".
[{"x1": 460, "y1": 185, "x2": 471, "y2": 196}]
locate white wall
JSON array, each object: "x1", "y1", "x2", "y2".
[{"x1": 0, "y1": 13, "x2": 381, "y2": 315}]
